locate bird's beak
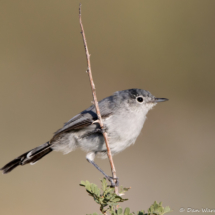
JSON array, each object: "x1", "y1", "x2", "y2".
[{"x1": 154, "y1": 98, "x2": 169, "y2": 103}]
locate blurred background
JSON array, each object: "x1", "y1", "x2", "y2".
[{"x1": 0, "y1": 1, "x2": 215, "y2": 214}]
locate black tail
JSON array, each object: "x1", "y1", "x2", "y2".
[{"x1": 0, "y1": 142, "x2": 52, "y2": 174}]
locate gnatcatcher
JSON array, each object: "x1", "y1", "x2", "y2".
[{"x1": 1, "y1": 88, "x2": 168, "y2": 186}]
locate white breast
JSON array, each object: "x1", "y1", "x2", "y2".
[{"x1": 103, "y1": 108, "x2": 147, "y2": 155}]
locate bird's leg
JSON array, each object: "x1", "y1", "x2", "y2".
[
  {"x1": 87, "y1": 158, "x2": 119, "y2": 187},
  {"x1": 92, "y1": 120, "x2": 108, "y2": 134},
  {"x1": 98, "y1": 124, "x2": 108, "y2": 134},
  {"x1": 86, "y1": 152, "x2": 119, "y2": 187}
]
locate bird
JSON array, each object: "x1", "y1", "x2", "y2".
[{"x1": 0, "y1": 88, "x2": 168, "y2": 186}]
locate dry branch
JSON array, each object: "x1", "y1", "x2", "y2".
[{"x1": 79, "y1": 4, "x2": 118, "y2": 195}]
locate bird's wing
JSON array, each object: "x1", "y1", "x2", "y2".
[{"x1": 52, "y1": 99, "x2": 114, "y2": 139}]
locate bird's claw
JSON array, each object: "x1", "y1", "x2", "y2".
[
  {"x1": 107, "y1": 176, "x2": 119, "y2": 187},
  {"x1": 97, "y1": 125, "x2": 108, "y2": 134}
]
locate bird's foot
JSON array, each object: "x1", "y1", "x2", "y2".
[
  {"x1": 97, "y1": 125, "x2": 108, "y2": 134},
  {"x1": 107, "y1": 176, "x2": 119, "y2": 187}
]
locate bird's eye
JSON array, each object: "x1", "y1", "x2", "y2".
[{"x1": 137, "y1": 97, "x2": 143, "y2": 103}]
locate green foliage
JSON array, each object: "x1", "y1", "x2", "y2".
[
  {"x1": 109, "y1": 202, "x2": 172, "y2": 215},
  {"x1": 147, "y1": 201, "x2": 172, "y2": 215},
  {"x1": 80, "y1": 178, "x2": 128, "y2": 214},
  {"x1": 80, "y1": 179, "x2": 172, "y2": 215}
]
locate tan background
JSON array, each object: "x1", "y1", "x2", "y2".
[{"x1": 0, "y1": 1, "x2": 215, "y2": 214}]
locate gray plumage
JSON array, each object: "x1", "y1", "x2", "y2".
[{"x1": 1, "y1": 89, "x2": 168, "y2": 175}]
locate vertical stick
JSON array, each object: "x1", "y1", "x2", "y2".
[{"x1": 79, "y1": 4, "x2": 118, "y2": 195}]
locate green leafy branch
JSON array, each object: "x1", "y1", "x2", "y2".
[
  {"x1": 80, "y1": 178, "x2": 128, "y2": 214},
  {"x1": 80, "y1": 178, "x2": 172, "y2": 215}
]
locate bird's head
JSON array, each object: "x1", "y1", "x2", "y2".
[{"x1": 116, "y1": 88, "x2": 168, "y2": 113}]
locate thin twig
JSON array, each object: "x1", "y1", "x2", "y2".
[{"x1": 79, "y1": 4, "x2": 118, "y2": 195}]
